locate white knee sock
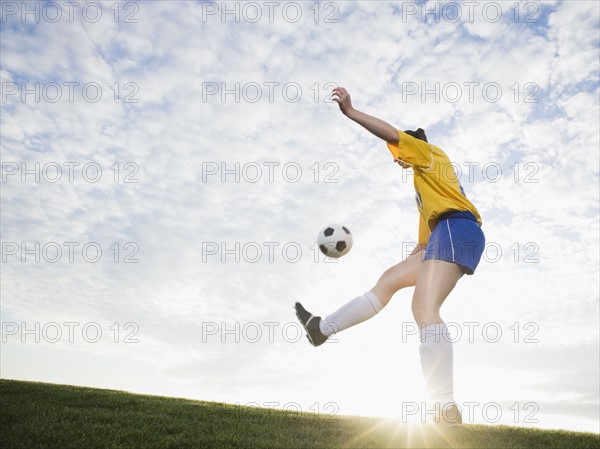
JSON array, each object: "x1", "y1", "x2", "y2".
[
  {"x1": 319, "y1": 291, "x2": 384, "y2": 337},
  {"x1": 419, "y1": 323, "x2": 455, "y2": 406}
]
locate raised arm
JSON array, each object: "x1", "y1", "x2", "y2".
[{"x1": 331, "y1": 87, "x2": 399, "y2": 145}]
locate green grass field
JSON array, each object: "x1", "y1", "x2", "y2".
[{"x1": 1, "y1": 379, "x2": 598, "y2": 449}]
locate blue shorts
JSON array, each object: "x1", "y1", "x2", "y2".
[{"x1": 423, "y1": 211, "x2": 485, "y2": 275}]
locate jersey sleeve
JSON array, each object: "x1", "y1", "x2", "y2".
[
  {"x1": 418, "y1": 213, "x2": 430, "y2": 245},
  {"x1": 386, "y1": 131, "x2": 433, "y2": 169}
]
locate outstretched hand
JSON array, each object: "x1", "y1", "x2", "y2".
[
  {"x1": 331, "y1": 87, "x2": 354, "y2": 115},
  {"x1": 330, "y1": 86, "x2": 401, "y2": 146}
]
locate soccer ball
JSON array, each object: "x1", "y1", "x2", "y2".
[{"x1": 317, "y1": 224, "x2": 353, "y2": 258}]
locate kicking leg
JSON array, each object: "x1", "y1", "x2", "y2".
[
  {"x1": 370, "y1": 249, "x2": 423, "y2": 306},
  {"x1": 296, "y1": 250, "x2": 423, "y2": 346}
]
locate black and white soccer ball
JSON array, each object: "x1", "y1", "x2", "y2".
[{"x1": 317, "y1": 224, "x2": 353, "y2": 258}]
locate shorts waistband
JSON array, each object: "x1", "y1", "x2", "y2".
[{"x1": 437, "y1": 210, "x2": 478, "y2": 223}]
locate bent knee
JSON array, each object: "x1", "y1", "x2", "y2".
[{"x1": 411, "y1": 299, "x2": 440, "y2": 326}]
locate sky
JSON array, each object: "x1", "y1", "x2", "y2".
[{"x1": 1, "y1": 0, "x2": 599, "y2": 435}]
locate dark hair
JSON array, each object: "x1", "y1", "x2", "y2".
[{"x1": 404, "y1": 128, "x2": 428, "y2": 142}]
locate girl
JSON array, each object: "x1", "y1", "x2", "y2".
[{"x1": 295, "y1": 87, "x2": 486, "y2": 425}]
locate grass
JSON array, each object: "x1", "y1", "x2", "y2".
[{"x1": 1, "y1": 379, "x2": 598, "y2": 449}]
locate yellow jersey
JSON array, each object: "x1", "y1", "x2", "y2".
[{"x1": 386, "y1": 131, "x2": 482, "y2": 245}]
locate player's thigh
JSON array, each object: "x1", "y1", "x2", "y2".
[
  {"x1": 411, "y1": 259, "x2": 463, "y2": 322},
  {"x1": 371, "y1": 251, "x2": 423, "y2": 304}
]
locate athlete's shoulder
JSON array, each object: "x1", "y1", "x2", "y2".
[{"x1": 389, "y1": 131, "x2": 433, "y2": 169}]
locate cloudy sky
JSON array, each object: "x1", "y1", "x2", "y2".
[{"x1": 1, "y1": 0, "x2": 599, "y2": 434}]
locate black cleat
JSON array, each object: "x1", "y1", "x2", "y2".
[{"x1": 295, "y1": 302, "x2": 328, "y2": 347}]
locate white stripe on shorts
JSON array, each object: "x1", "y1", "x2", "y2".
[{"x1": 446, "y1": 220, "x2": 455, "y2": 261}]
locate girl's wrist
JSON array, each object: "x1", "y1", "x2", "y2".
[{"x1": 343, "y1": 106, "x2": 357, "y2": 118}]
